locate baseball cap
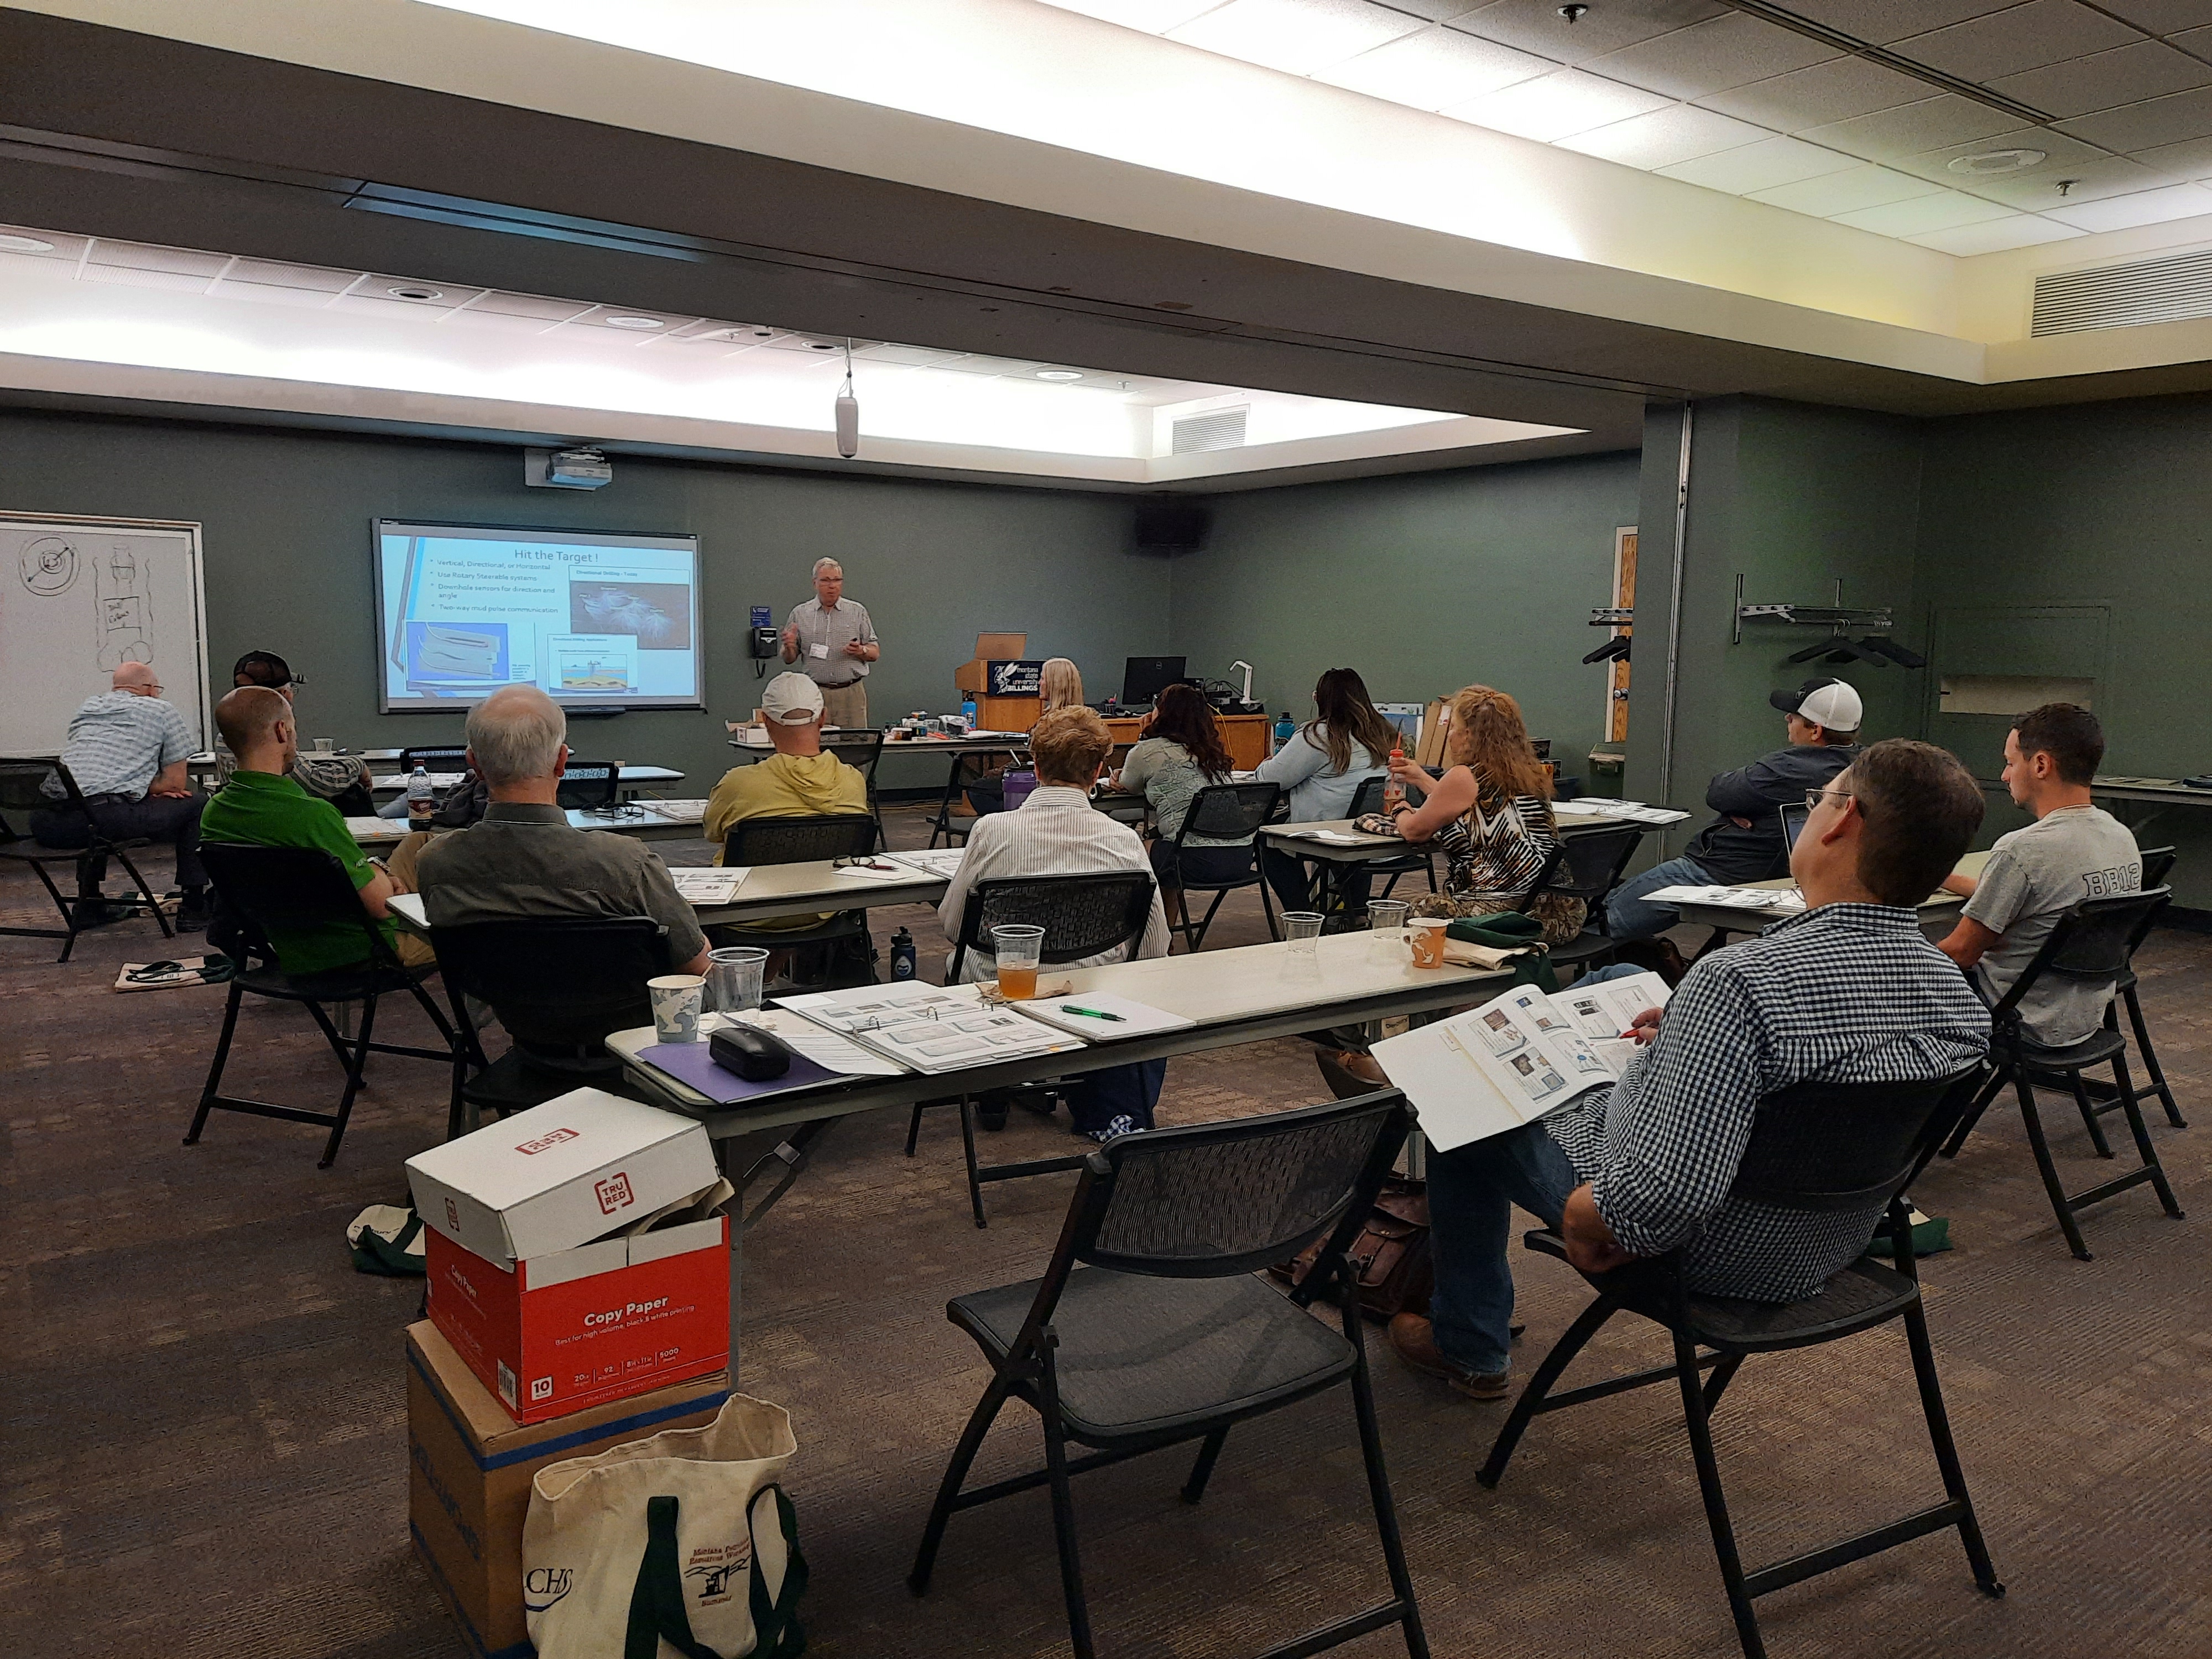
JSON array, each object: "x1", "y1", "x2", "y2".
[
  {"x1": 232, "y1": 649, "x2": 299, "y2": 688},
  {"x1": 760, "y1": 672, "x2": 826, "y2": 725},
  {"x1": 1769, "y1": 677, "x2": 1862, "y2": 733}
]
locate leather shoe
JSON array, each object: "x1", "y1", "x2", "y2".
[{"x1": 1387, "y1": 1312, "x2": 1510, "y2": 1401}]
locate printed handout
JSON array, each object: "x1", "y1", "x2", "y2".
[
  {"x1": 778, "y1": 979, "x2": 1088, "y2": 1074},
  {"x1": 666, "y1": 867, "x2": 749, "y2": 905},
  {"x1": 1644, "y1": 884, "x2": 1806, "y2": 913}
]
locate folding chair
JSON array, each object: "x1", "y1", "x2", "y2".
[
  {"x1": 908, "y1": 870, "x2": 1159, "y2": 1225},
  {"x1": 0, "y1": 757, "x2": 176, "y2": 962},
  {"x1": 715, "y1": 812, "x2": 881, "y2": 990},
  {"x1": 909, "y1": 1093, "x2": 1430, "y2": 1659},
  {"x1": 1540, "y1": 825, "x2": 1645, "y2": 978},
  {"x1": 426, "y1": 915, "x2": 672, "y2": 1134},
  {"x1": 1349, "y1": 775, "x2": 1436, "y2": 903},
  {"x1": 1939, "y1": 888, "x2": 2185, "y2": 1259},
  {"x1": 2107, "y1": 846, "x2": 2183, "y2": 1130},
  {"x1": 1161, "y1": 779, "x2": 1278, "y2": 952},
  {"x1": 1480, "y1": 1068, "x2": 2002, "y2": 1659},
  {"x1": 927, "y1": 748, "x2": 1018, "y2": 849},
  {"x1": 186, "y1": 842, "x2": 463, "y2": 1167}
]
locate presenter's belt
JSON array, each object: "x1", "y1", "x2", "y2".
[{"x1": 815, "y1": 677, "x2": 864, "y2": 690}]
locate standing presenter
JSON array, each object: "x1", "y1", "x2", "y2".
[{"x1": 782, "y1": 556, "x2": 879, "y2": 730}]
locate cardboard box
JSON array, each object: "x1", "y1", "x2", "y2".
[
  {"x1": 425, "y1": 1217, "x2": 731, "y2": 1423},
  {"x1": 406, "y1": 1089, "x2": 718, "y2": 1264},
  {"x1": 954, "y1": 630, "x2": 1029, "y2": 696},
  {"x1": 1415, "y1": 697, "x2": 1452, "y2": 769},
  {"x1": 407, "y1": 1320, "x2": 727, "y2": 1659}
]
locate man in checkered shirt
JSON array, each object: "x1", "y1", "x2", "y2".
[{"x1": 1390, "y1": 738, "x2": 1992, "y2": 1401}]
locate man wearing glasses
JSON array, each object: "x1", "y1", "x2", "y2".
[
  {"x1": 1605, "y1": 677, "x2": 1864, "y2": 951},
  {"x1": 30, "y1": 659, "x2": 211, "y2": 929}
]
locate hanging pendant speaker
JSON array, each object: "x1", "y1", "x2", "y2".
[{"x1": 834, "y1": 340, "x2": 860, "y2": 458}]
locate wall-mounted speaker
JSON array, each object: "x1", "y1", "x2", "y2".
[{"x1": 1133, "y1": 503, "x2": 1210, "y2": 555}]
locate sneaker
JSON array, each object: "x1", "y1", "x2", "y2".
[
  {"x1": 1387, "y1": 1313, "x2": 1511, "y2": 1401},
  {"x1": 174, "y1": 894, "x2": 212, "y2": 933},
  {"x1": 1086, "y1": 1114, "x2": 1140, "y2": 1145}
]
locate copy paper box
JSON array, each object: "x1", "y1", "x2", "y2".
[
  {"x1": 406, "y1": 1321, "x2": 727, "y2": 1659},
  {"x1": 406, "y1": 1089, "x2": 717, "y2": 1264},
  {"x1": 426, "y1": 1218, "x2": 730, "y2": 1424}
]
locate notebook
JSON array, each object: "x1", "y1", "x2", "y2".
[{"x1": 1010, "y1": 993, "x2": 1196, "y2": 1040}]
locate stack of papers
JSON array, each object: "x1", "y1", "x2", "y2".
[
  {"x1": 667, "y1": 867, "x2": 750, "y2": 905},
  {"x1": 1574, "y1": 799, "x2": 1691, "y2": 825},
  {"x1": 1282, "y1": 828, "x2": 1372, "y2": 846},
  {"x1": 888, "y1": 847, "x2": 970, "y2": 879},
  {"x1": 1645, "y1": 883, "x2": 1806, "y2": 912},
  {"x1": 637, "y1": 798, "x2": 708, "y2": 823},
  {"x1": 778, "y1": 980, "x2": 1087, "y2": 1074},
  {"x1": 1011, "y1": 993, "x2": 1194, "y2": 1040},
  {"x1": 704, "y1": 1009, "x2": 902, "y2": 1077}
]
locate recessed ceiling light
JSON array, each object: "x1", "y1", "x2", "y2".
[
  {"x1": 0, "y1": 233, "x2": 56, "y2": 254},
  {"x1": 1949, "y1": 149, "x2": 2047, "y2": 176},
  {"x1": 603, "y1": 314, "x2": 665, "y2": 330},
  {"x1": 1035, "y1": 369, "x2": 1084, "y2": 381},
  {"x1": 808, "y1": 340, "x2": 837, "y2": 350},
  {"x1": 385, "y1": 284, "x2": 443, "y2": 301}
]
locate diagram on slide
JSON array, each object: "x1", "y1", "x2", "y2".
[
  {"x1": 570, "y1": 581, "x2": 690, "y2": 650},
  {"x1": 19, "y1": 535, "x2": 79, "y2": 597},
  {"x1": 96, "y1": 542, "x2": 154, "y2": 667}
]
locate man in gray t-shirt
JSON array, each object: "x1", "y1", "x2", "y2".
[{"x1": 1940, "y1": 703, "x2": 2140, "y2": 1045}]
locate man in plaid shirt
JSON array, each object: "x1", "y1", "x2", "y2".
[{"x1": 1391, "y1": 738, "x2": 1992, "y2": 1400}]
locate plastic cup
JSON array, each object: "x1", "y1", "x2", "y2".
[
  {"x1": 1366, "y1": 899, "x2": 1410, "y2": 962},
  {"x1": 312, "y1": 736, "x2": 336, "y2": 755},
  {"x1": 1408, "y1": 917, "x2": 1448, "y2": 969},
  {"x1": 706, "y1": 946, "x2": 769, "y2": 1014},
  {"x1": 1281, "y1": 911, "x2": 1324, "y2": 961},
  {"x1": 648, "y1": 974, "x2": 706, "y2": 1043},
  {"x1": 993, "y1": 924, "x2": 1045, "y2": 1001}
]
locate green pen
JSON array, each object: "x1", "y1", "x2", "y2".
[{"x1": 1058, "y1": 1004, "x2": 1125, "y2": 1022}]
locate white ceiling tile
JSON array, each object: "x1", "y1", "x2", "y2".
[
  {"x1": 2175, "y1": 25, "x2": 2212, "y2": 52},
  {"x1": 1655, "y1": 133, "x2": 1863, "y2": 192},
  {"x1": 852, "y1": 342, "x2": 982, "y2": 367},
  {"x1": 1892, "y1": 124, "x2": 2109, "y2": 188},
  {"x1": 1581, "y1": 12, "x2": 1838, "y2": 101},
  {"x1": 467, "y1": 291, "x2": 597, "y2": 321},
  {"x1": 220, "y1": 258, "x2": 354, "y2": 293},
  {"x1": 1748, "y1": 162, "x2": 1947, "y2": 213},
  {"x1": 1366, "y1": 0, "x2": 1483, "y2": 17},
  {"x1": 1166, "y1": 0, "x2": 1422, "y2": 75},
  {"x1": 1797, "y1": 95, "x2": 2028, "y2": 161},
  {"x1": 2044, "y1": 179, "x2": 2212, "y2": 228},
  {"x1": 84, "y1": 240, "x2": 227, "y2": 276},
  {"x1": 2059, "y1": 85, "x2": 2212, "y2": 150},
  {"x1": 1987, "y1": 41, "x2": 2212, "y2": 119},
  {"x1": 77, "y1": 264, "x2": 214, "y2": 294},
  {"x1": 1446, "y1": 0, "x2": 1725, "y2": 66},
  {"x1": 1961, "y1": 153, "x2": 2174, "y2": 206},
  {"x1": 1038, "y1": 1, "x2": 1230, "y2": 30},
  {"x1": 1441, "y1": 67, "x2": 1672, "y2": 140},
  {"x1": 567, "y1": 306, "x2": 700, "y2": 335},
  {"x1": 209, "y1": 281, "x2": 347, "y2": 310},
  {"x1": 2129, "y1": 134, "x2": 2212, "y2": 176},
  {"x1": 1829, "y1": 189, "x2": 2017, "y2": 234},
  {"x1": 1906, "y1": 215, "x2": 2087, "y2": 253},
  {"x1": 2094, "y1": 1, "x2": 2212, "y2": 33},
  {"x1": 1312, "y1": 24, "x2": 1551, "y2": 106},
  {"x1": 1556, "y1": 102, "x2": 1772, "y2": 168},
  {"x1": 1698, "y1": 55, "x2": 1950, "y2": 129},
  {"x1": 1778, "y1": 1, "x2": 2019, "y2": 45},
  {"x1": 0, "y1": 226, "x2": 88, "y2": 262},
  {"x1": 1893, "y1": 0, "x2": 2140, "y2": 84}
]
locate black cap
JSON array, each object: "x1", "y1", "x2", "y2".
[
  {"x1": 232, "y1": 650, "x2": 299, "y2": 689},
  {"x1": 1767, "y1": 677, "x2": 1863, "y2": 729}
]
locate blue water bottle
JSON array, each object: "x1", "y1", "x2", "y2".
[
  {"x1": 890, "y1": 926, "x2": 917, "y2": 981},
  {"x1": 1274, "y1": 711, "x2": 1296, "y2": 746},
  {"x1": 961, "y1": 696, "x2": 977, "y2": 728}
]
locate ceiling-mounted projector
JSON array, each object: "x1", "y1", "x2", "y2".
[{"x1": 525, "y1": 446, "x2": 613, "y2": 490}]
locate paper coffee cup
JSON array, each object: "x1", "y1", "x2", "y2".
[
  {"x1": 1408, "y1": 918, "x2": 1448, "y2": 968},
  {"x1": 648, "y1": 974, "x2": 706, "y2": 1043}
]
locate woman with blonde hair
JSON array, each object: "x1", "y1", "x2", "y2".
[
  {"x1": 1039, "y1": 657, "x2": 1084, "y2": 714},
  {"x1": 1385, "y1": 685, "x2": 1580, "y2": 943}
]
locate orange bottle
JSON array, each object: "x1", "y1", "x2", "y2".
[{"x1": 1382, "y1": 742, "x2": 1405, "y2": 813}]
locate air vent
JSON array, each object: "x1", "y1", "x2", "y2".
[
  {"x1": 2031, "y1": 246, "x2": 2212, "y2": 337},
  {"x1": 1171, "y1": 406, "x2": 1248, "y2": 453}
]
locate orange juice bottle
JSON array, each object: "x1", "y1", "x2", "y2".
[{"x1": 1382, "y1": 741, "x2": 1405, "y2": 814}]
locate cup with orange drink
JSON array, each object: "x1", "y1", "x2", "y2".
[{"x1": 992, "y1": 924, "x2": 1046, "y2": 1001}]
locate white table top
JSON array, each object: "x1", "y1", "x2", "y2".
[
  {"x1": 1666, "y1": 849, "x2": 1990, "y2": 933},
  {"x1": 2089, "y1": 775, "x2": 2212, "y2": 804},
  {"x1": 349, "y1": 800, "x2": 710, "y2": 846},
  {"x1": 1260, "y1": 809, "x2": 1637, "y2": 863},
  {"x1": 368, "y1": 763, "x2": 683, "y2": 790}
]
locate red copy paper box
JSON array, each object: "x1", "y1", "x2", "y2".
[{"x1": 426, "y1": 1219, "x2": 729, "y2": 1425}]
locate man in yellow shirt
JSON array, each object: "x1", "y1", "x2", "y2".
[{"x1": 702, "y1": 672, "x2": 870, "y2": 930}]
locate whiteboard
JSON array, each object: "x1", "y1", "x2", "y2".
[{"x1": 0, "y1": 513, "x2": 211, "y2": 758}]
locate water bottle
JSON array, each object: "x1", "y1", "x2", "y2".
[
  {"x1": 406, "y1": 763, "x2": 434, "y2": 830},
  {"x1": 961, "y1": 696, "x2": 977, "y2": 726},
  {"x1": 890, "y1": 926, "x2": 917, "y2": 981},
  {"x1": 1274, "y1": 711, "x2": 1296, "y2": 747}
]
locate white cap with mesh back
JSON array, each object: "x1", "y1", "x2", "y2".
[
  {"x1": 760, "y1": 672, "x2": 825, "y2": 724},
  {"x1": 1768, "y1": 678, "x2": 1863, "y2": 733}
]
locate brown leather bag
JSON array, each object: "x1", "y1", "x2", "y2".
[{"x1": 1269, "y1": 1175, "x2": 1433, "y2": 1321}]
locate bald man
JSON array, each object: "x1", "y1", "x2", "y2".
[
  {"x1": 197, "y1": 686, "x2": 434, "y2": 970},
  {"x1": 32, "y1": 660, "x2": 210, "y2": 928}
]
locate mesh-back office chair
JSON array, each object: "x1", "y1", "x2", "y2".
[
  {"x1": 1538, "y1": 825, "x2": 1645, "y2": 977},
  {"x1": 427, "y1": 916, "x2": 672, "y2": 1133},
  {"x1": 1479, "y1": 1069, "x2": 2002, "y2": 1659},
  {"x1": 2104, "y1": 846, "x2": 2185, "y2": 1131},
  {"x1": 909, "y1": 1094, "x2": 1430, "y2": 1659},
  {"x1": 186, "y1": 843, "x2": 463, "y2": 1167},
  {"x1": 1939, "y1": 888, "x2": 2184, "y2": 1260},
  {"x1": 0, "y1": 758, "x2": 176, "y2": 962},
  {"x1": 713, "y1": 812, "x2": 880, "y2": 990},
  {"x1": 911, "y1": 870, "x2": 1160, "y2": 1227},
  {"x1": 554, "y1": 760, "x2": 620, "y2": 811},
  {"x1": 1163, "y1": 780, "x2": 1279, "y2": 952}
]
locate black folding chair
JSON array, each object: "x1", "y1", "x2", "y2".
[
  {"x1": 1540, "y1": 825, "x2": 1645, "y2": 977},
  {"x1": 186, "y1": 842, "x2": 463, "y2": 1167},
  {"x1": 0, "y1": 757, "x2": 176, "y2": 962},
  {"x1": 555, "y1": 759, "x2": 620, "y2": 811},
  {"x1": 714, "y1": 812, "x2": 881, "y2": 990},
  {"x1": 823, "y1": 731, "x2": 887, "y2": 836},
  {"x1": 1161, "y1": 780, "x2": 1278, "y2": 952},
  {"x1": 2106, "y1": 845, "x2": 2183, "y2": 1130},
  {"x1": 927, "y1": 748, "x2": 1020, "y2": 849},
  {"x1": 910, "y1": 870, "x2": 1159, "y2": 1225},
  {"x1": 1348, "y1": 775, "x2": 1436, "y2": 904},
  {"x1": 1480, "y1": 1068, "x2": 2002, "y2": 1659},
  {"x1": 427, "y1": 916, "x2": 672, "y2": 1133},
  {"x1": 1939, "y1": 888, "x2": 2185, "y2": 1259},
  {"x1": 909, "y1": 1093, "x2": 1430, "y2": 1659}
]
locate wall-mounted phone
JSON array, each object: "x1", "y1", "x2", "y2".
[{"x1": 750, "y1": 606, "x2": 779, "y2": 677}]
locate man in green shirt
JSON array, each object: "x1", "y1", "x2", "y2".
[{"x1": 199, "y1": 686, "x2": 432, "y2": 971}]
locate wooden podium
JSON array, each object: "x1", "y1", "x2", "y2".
[{"x1": 975, "y1": 695, "x2": 1044, "y2": 733}]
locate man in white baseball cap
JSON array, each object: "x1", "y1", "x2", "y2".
[
  {"x1": 1606, "y1": 676, "x2": 1864, "y2": 950},
  {"x1": 702, "y1": 674, "x2": 871, "y2": 925}
]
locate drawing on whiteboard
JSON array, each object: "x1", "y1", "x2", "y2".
[
  {"x1": 95, "y1": 542, "x2": 154, "y2": 667},
  {"x1": 19, "y1": 536, "x2": 80, "y2": 597}
]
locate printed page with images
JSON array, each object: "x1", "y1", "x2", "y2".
[
  {"x1": 778, "y1": 980, "x2": 1088, "y2": 1074},
  {"x1": 667, "y1": 867, "x2": 748, "y2": 905}
]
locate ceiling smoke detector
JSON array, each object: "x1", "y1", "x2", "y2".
[
  {"x1": 385, "y1": 284, "x2": 443, "y2": 301},
  {"x1": 603, "y1": 315, "x2": 665, "y2": 330},
  {"x1": 1557, "y1": 4, "x2": 1588, "y2": 20},
  {"x1": 1948, "y1": 148, "x2": 2047, "y2": 175}
]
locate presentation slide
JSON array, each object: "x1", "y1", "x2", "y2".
[{"x1": 373, "y1": 521, "x2": 704, "y2": 712}]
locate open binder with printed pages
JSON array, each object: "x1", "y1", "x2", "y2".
[{"x1": 1369, "y1": 971, "x2": 1672, "y2": 1154}]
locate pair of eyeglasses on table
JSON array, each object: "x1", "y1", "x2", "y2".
[
  {"x1": 833, "y1": 855, "x2": 902, "y2": 872},
  {"x1": 580, "y1": 802, "x2": 646, "y2": 819}
]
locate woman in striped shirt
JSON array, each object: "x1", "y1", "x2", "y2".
[{"x1": 1386, "y1": 685, "x2": 1583, "y2": 945}]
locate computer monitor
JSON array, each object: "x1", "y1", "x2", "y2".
[{"x1": 1121, "y1": 655, "x2": 1189, "y2": 706}]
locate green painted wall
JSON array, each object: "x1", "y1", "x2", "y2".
[
  {"x1": 1166, "y1": 452, "x2": 1644, "y2": 785},
  {"x1": 0, "y1": 410, "x2": 1172, "y2": 794}
]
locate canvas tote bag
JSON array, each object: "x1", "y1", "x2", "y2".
[{"x1": 524, "y1": 1394, "x2": 806, "y2": 1659}]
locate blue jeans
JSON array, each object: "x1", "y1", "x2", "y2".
[
  {"x1": 1426, "y1": 1121, "x2": 1582, "y2": 1375},
  {"x1": 1065, "y1": 1059, "x2": 1166, "y2": 1135},
  {"x1": 1605, "y1": 854, "x2": 1713, "y2": 941}
]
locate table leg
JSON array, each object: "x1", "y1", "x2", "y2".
[{"x1": 712, "y1": 1118, "x2": 838, "y2": 1384}]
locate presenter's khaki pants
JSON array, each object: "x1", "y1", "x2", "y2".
[{"x1": 821, "y1": 681, "x2": 869, "y2": 731}]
